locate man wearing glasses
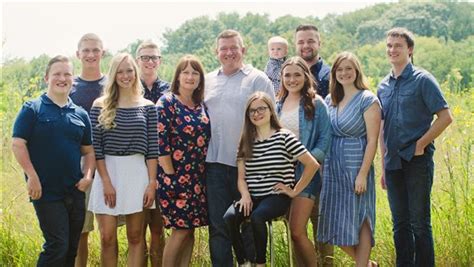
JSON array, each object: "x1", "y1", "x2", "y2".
[
  {"x1": 136, "y1": 41, "x2": 170, "y2": 104},
  {"x1": 135, "y1": 40, "x2": 169, "y2": 267}
]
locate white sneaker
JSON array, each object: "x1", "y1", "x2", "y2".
[{"x1": 239, "y1": 261, "x2": 252, "y2": 267}]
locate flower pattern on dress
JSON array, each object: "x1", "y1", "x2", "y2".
[{"x1": 156, "y1": 93, "x2": 211, "y2": 229}]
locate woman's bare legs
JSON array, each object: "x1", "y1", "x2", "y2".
[
  {"x1": 162, "y1": 229, "x2": 194, "y2": 267},
  {"x1": 126, "y1": 212, "x2": 146, "y2": 267},
  {"x1": 289, "y1": 197, "x2": 317, "y2": 267},
  {"x1": 96, "y1": 214, "x2": 118, "y2": 267}
]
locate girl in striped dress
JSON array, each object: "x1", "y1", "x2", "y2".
[
  {"x1": 317, "y1": 52, "x2": 381, "y2": 267},
  {"x1": 88, "y1": 53, "x2": 158, "y2": 266},
  {"x1": 223, "y1": 92, "x2": 319, "y2": 267}
]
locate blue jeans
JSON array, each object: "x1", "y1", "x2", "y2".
[
  {"x1": 206, "y1": 163, "x2": 255, "y2": 266},
  {"x1": 33, "y1": 189, "x2": 85, "y2": 267},
  {"x1": 385, "y1": 153, "x2": 435, "y2": 267},
  {"x1": 223, "y1": 194, "x2": 291, "y2": 264}
]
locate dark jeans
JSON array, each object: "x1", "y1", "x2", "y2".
[
  {"x1": 33, "y1": 189, "x2": 85, "y2": 267},
  {"x1": 206, "y1": 163, "x2": 255, "y2": 267},
  {"x1": 385, "y1": 153, "x2": 435, "y2": 267},
  {"x1": 223, "y1": 194, "x2": 291, "y2": 264}
]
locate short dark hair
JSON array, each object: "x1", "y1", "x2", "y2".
[
  {"x1": 45, "y1": 55, "x2": 71, "y2": 76},
  {"x1": 296, "y1": 24, "x2": 319, "y2": 33},
  {"x1": 295, "y1": 24, "x2": 321, "y2": 41},
  {"x1": 386, "y1": 27, "x2": 415, "y2": 49},
  {"x1": 386, "y1": 27, "x2": 415, "y2": 61}
]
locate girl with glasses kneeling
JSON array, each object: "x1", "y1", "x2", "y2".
[{"x1": 223, "y1": 92, "x2": 319, "y2": 267}]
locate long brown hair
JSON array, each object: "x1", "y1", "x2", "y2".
[
  {"x1": 329, "y1": 51, "x2": 369, "y2": 106},
  {"x1": 237, "y1": 92, "x2": 282, "y2": 160},
  {"x1": 170, "y1": 55, "x2": 206, "y2": 104},
  {"x1": 277, "y1": 56, "x2": 317, "y2": 120}
]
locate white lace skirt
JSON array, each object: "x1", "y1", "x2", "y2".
[{"x1": 88, "y1": 154, "x2": 154, "y2": 216}]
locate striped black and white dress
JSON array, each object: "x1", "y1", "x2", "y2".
[
  {"x1": 88, "y1": 105, "x2": 158, "y2": 215},
  {"x1": 317, "y1": 90, "x2": 379, "y2": 246},
  {"x1": 245, "y1": 130, "x2": 307, "y2": 198}
]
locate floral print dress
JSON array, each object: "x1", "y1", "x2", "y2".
[{"x1": 156, "y1": 93, "x2": 211, "y2": 229}]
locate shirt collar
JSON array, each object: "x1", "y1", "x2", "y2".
[
  {"x1": 40, "y1": 93, "x2": 76, "y2": 109},
  {"x1": 270, "y1": 57, "x2": 286, "y2": 63},
  {"x1": 311, "y1": 57, "x2": 324, "y2": 73},
  {"x1": 141, "y1": 78, "x2": 161, "y2": 89},
  {"x1": 390, "y1": 63, "x2": 413, "y2": 80},
  {"x1": 218, "y1": 64, "x2": 252, "y2": 76}
]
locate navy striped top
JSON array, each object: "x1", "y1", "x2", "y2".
[
  {"x1": 90, "y1": 105, "x2": 159, "y2": 160},
  {"x1": 245, "y1": 130, "x2": 307, "y2": 197}
]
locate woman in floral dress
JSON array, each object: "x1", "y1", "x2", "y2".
[{"x1": 156, "y1": 55, "x2": 210, "y2": 266}]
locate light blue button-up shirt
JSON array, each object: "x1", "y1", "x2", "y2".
[
  {"x1": 204, "y1": 64, "x2": 274, "y2": 167},
  {"x1": 377, "y1": 63, "x2": 449, "y2": 170}
]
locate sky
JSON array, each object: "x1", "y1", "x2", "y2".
[{"x1": 1, "y1": 0, "x2": 393, "y2": 62}]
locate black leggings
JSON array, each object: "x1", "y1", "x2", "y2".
[{"x1": 223, "y1": 194, "x2": 291, "y2": 264}]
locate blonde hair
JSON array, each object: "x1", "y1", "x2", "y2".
[
  {"x1": 329, "y1": 51, "x2": 369, "y2": 106},
  {"x1": 267, "y1": 36, "x2": 288, "y2": 47},
  {"x1": 77, "y1": 33, "x2": 103, "y2": 50},
  {"x1": 136, "y1": 40, "x2": 161, "y2": 57},
  {"x1": 237, "y1": 92, "x2": 282, "y2": 160},
  {"x1": 98, "y1": 53, "x2": 142, "y2": 129}
]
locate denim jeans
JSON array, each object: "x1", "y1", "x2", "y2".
[
  {"x1": 206, "y1": 163, "x2": 255, "y2": 266},
  {"x1": 223, "y1": 194, "x2": 291, "y2": 264},
  {"x1": 385, "y1": 153, "x2": 435, "y2": 267},
  {"x1": 33, "y1": 189, "x2": 85, "y2": 267}
]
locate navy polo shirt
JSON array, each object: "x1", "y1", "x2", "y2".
[
  {"x1": 13, "y1": 93, "x2": 93, "y2": 202},
  {"x1": 377, "y1": 63, "x2": 449, "y2": 170},
  {"x1": 310, "y1": 58, "x2": 330, "y2": 98},
  {"x1": 142, "y1": 78, "x2": 170, "y2": 104}
]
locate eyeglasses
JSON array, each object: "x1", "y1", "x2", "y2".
[
  {"x1": 248, "y1": 106, "x2": 269, "y2": 116},
  {"x1": 139, "y1": 55, "x2": 161, "y2": 62}
]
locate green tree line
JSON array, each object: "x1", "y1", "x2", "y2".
[{"x1": 2, "y1": 2, "x2": 473, "y2": 97}]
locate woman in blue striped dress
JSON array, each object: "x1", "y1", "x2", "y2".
[{"x1": 317, "y1": 52, "x2": 381, "y2": 267}]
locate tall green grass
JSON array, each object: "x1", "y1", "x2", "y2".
[{"x1": 1, "y1": 84, "x2": 473, "y2": 266}]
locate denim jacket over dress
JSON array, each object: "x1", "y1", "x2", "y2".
[{"x1": 276, "y1": 96, "x2": 332, "y2": 186}]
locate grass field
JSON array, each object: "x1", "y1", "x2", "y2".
[{"x1": 1, "y1": 89, "x2": 473, "y2": 266}]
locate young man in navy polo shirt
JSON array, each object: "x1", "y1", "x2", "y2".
[
  {"x1": 12, "y1": 55, "x2": 95, "y2": 266},
  {"x1": 378, "y1": 28, "x2": 453, "y2": 266}
]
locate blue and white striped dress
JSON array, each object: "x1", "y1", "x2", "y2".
[{"x1": 317, "y1": 90, "x2": 379, "y2": 246}]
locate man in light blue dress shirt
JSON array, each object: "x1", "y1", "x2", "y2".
[{"x1": 204, "y1": 29, "x2": 274, "y2": 267}]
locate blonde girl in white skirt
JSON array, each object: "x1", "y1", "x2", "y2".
[{"x1": 88, "y1": 53, "x2": 158, "y2": 266}]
